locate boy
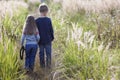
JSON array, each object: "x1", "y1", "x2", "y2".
[{"x1": 35, "y1": 3, "x2": 54, "y2": 69}]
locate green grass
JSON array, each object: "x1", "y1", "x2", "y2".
[
  {"x1": 63, "y1": 41, "x2": 114, "y2": 80},
  {"x1": 0, "y1": 1, "x2": 120, "y2": 80},
  {"x1": 49, "y1": 2, "x2": 120, "y2": 80},
  {"x1": 0, "y1": 39, "x2": 24, "y2": 80},
  {"x1": 0, "y1": 2, "x2": 28, "y2": 80},
  {"x1": 2, "y1": 7, "x2": 28, "y2": 41}
]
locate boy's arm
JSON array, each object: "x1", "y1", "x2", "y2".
[
  {"x1": 49, "y1": 19, "x2": 54, "y2": 41},
  {"x1": 35, "y1": 19, "x2": 38, "y2": 28}
]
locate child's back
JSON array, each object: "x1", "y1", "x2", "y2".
[
  {"x1": 36, "y1": 17, "x2": 54, "y2": 45},
  {"x1": 35, "y1": 3, "x2": 54, "y2": 68},
  {"x1": 21, "y1": 34, "x2": 39, "y2": 45},
  {"x1": 21, "y1": 15, "x2": 40, "y2": 73}
]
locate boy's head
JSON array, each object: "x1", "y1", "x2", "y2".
[{"x1": 39, "y1": 3, "x2": 48, "y2": 16}]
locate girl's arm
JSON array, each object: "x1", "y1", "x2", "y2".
[
  {"x1": 21, "y1": 34, "x2": 25, "y2": 46},
  {"x1": 35, "y1": 30, "x2": 40, "y2": 42},
  {"x1": 36, "y1": 33, "x2": 40, "y2": 42}
]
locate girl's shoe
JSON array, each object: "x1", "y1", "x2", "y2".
[
  {"x1": 24, "y1": 68, "x2": 31, "y2": 75},
  {"x1": 24, "y1": 70, "x2": 30, "y2": 75}
]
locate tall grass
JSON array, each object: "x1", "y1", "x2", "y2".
[
  {"x1": 63, "y1": 42, "x2": 120, "y2": 80},
  {"x1": 55, "y1": 0, "x2": 120, "y2": 48},
  {"x1": 0, "y1": 1, "x2": 28, "y2": 80},
  {"x1": 54, "y1": 23, "x2": 120, "y2": 80},
  {"x1": 0, "y1": 1, "x2": 28, "y2": 41},
  {"x1": 0, "y1": 0, "x2": 119, "y2": 80},
  {"x1": 48, "y1": 1, "x2": 120, "y2": 79},
  {"x1": 61, "y1": 24, "x2": 120, "y2": 80},
  {"x1": 61, "y1": 0, "x2": 120, "y2": 13},
  {"x1": 0, "y1": 39, "x2": 24, "y2": 80}
]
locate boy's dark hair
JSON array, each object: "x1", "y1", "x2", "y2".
[{"x1": 39, "y1": 3, "x2": 48, "y2": 13}]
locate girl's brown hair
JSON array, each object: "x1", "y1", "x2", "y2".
[{"x1": 23, "y1": 15, "x2": 37, "y2": 35}]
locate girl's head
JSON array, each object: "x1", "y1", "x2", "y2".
[
  {"x1": 39, "y1": 3, "x2": 48, "y2": 16},
  {"x1": 23, "y1": 15, "x2": 37, "y2": 35}
]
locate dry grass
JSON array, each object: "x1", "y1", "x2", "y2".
[
  {"x1": 62, "y1": 23, "x2": 120, "y2": 80},
  {"x1": 0, "y1": 1, "x2": 28, "y2": 79},
  {"x1": 67, "y1": 23, "x2": 112, "y2": 51},
  {"x1": 60, "y1": 0, "x2": 120, "y2": 13},
  {"x1": 0, "y1": 1, "x2": 28, "y2": 18}
]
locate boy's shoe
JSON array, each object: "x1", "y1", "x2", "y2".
[{"x1": 47, "y1": 65, "x2": 52, "y2": 70}]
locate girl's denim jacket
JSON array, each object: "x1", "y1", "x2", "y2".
[{"x1": 21, "y1": 33, "x2": 40, "y2": 46}]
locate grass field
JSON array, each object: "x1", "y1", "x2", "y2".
[{"x1": 0, "y1": 0, "x2": 120, "y2": 80}]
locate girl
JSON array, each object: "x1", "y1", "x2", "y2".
[{"x1": 21, "y1": 15, "x2": 40, "y2": 73}]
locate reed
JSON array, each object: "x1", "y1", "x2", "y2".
[
  {"x1": 61, "y1": 0, "x2": 120, "y2": 13},
  {"x1": 0, "y1": 1, "x2": 28, "y2": 80}
]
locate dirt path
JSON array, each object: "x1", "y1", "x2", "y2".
[
  {"x1": 25, "y1": 52, "x2": 55, "y2": 80},
  {"x1": 24, "y1": 3, "x2": 62, "y2": 80}
]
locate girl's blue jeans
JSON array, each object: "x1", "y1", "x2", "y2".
[
  {"x1": 39, "y1": 42, "x2": 52, "y2": 68},
  {"x1": 25, "y1": 44, "x2": 38, "y2": 71}
]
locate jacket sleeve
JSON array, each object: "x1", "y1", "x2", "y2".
[
  {"x1": 49, "y1": 19, "x2": 54, "y2": 41},
  {"x1": 36, "y1": 32, "x2": 40, "y2": 42},
  {"x1": 21, "y1": 34, "x2": 25, "y2": 46}
]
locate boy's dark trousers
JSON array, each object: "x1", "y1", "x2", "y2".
[{"x1": 39, "y1": 42, "x2": 52, "y2": 68}]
